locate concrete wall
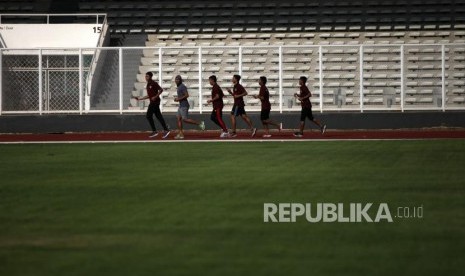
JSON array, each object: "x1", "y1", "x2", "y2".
[
  {"x1": 0, "y1": 111, "x2": 464, "y2": 134},
  {"x1": 0, "y1": 24, "x2": 101, "y2": 48}
]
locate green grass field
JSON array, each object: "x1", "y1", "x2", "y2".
[{"x1": 1, "y1": 141, "x2": 464, "y2": 276}]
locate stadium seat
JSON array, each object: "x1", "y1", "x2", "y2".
[{"x1": 52, "y1": 1, "x2": 464, "y2": 113}]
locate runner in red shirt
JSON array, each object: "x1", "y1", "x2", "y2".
[
  {"x1": 134, "y1": 72, "x2": 170, "y2": 138},
  {"x1": 207, "y1": 75, "x2": 229, "y2": 138},
  {"x1": 293, "y1": 76, "x2": 327, "y2": 137},
  {"x1": 226, "y1": 74, "x2": 257, "y2": 138},
  {"x1": 252, "y1": 76, "x2": 281, "y2": 138}
]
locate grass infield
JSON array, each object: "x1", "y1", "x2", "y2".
[{"x1": 0, "y1": 141, "x2": 464, "y2": 276}]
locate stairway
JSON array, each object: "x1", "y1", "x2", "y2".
[{"x1": 90, "y1": 34, "x2": 146, "y2": 110}]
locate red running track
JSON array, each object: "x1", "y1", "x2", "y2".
[{"x1": 1, "y1": 129, "x2": 465, "y2": 142}]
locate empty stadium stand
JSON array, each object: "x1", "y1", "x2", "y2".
[
  {"x1": 76, "y1": 0, "x2": 465, "y2": 34},
  {"x1": 74, "y1": 0, "x2": 465, "y2": 112},
  {"x1": 0, "y1": 0, "x2": 464, "y2": 114},
  {"x1": 128, "y1": 30, "x2": 465, "y2": 112}
]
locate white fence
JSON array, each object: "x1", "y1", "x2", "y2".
[{"x1": 1, "y1": 43, "x2": 464, "y2": 115}]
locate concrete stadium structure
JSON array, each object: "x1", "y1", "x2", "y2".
[{"x1": 0, "y1": 0, "x2": 464, "y2": 133}]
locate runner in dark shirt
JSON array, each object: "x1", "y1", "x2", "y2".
[
  {"x1": 134, "y1": 72, "x2": 170, "y2": 139},
  {"x1": 252, "y1": 76, "x2": 281, "y2": 138},
  {"x1": 293, "y1": 76, "x2": 327, "y2": 137},
  {"x1": 226, "y1": 74, "x2": 257, "y2": 138},
  {"x1": 207, "y1": 75, "x2": 229, "y2": 138}
]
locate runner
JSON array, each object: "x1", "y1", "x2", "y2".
[
  {"x1": 226, "y1": 74, "x2": 257, "y2": 138},
  {"x1": 173, "y1": 75, "x2": 205, "y2": 139},
  {"x1": 134, "y1": 72, "x2": 170, "y2": 139},
  {"x1": 252, "y1": 76, "x2": 281, "y2": 138},
  {"x1": 293, "y1": 76, "x2": 327, "y2": 137},
  {"x1": 207, "y1": 75, "x2": 229, "y2": 138}
]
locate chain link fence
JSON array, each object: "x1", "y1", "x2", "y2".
[
  {"x1": 2, "y1": 50, "x2": 40, "y2": 111},
  {"x1": 43, "y1": 53, "x2": 80, "y2": 111},
  {"x1": 1, "y1": 49, "x2": 90, "y2": 113}
]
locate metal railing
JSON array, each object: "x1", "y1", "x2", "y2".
[
  {"x1": 0, "y1": 43, "x2": 464, "y2": 115},
  {"x1": 85, "y1": 15, "x2": 109, "y2": 99}
]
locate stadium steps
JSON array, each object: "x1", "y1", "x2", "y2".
[
  {"x1": 90, "y1": 35, "x2": 146, "y2": 110},
  {"x1": 77, "y1": 0, "x2": 463, "y2": 35},
  {"x1": 124, "y1": 29, "x2": 465, "y2": 110}
]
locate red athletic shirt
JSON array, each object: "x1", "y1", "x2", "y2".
[
  {"x1": 300, "y1": 85, "x2": 312, "y2": 109},
  {"x1": 146, "y1": 80, "x2": 162, "y2": 105},
  {"x1": 259, "y1": 85, "x2": 271, "y2": 110},
  {"x1": 232, "y1": 83, "x2": 246, "y2": 107},
  {"x1": 211, "y1": 83, "x2": 224, "y2": 109}
]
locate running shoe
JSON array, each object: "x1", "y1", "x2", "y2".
[
  {"x1": 149, "y1": 131, "x2": 159, "y2": 138},
  {"x1": 293, "y1": 132, "x2": 303, "y2": 138},
  {"x1": 230, "y1": 132, "x2": 237, "y2": 138},
  {"x1": 162, "y1": 130, "x2": 171, "y2": 139},
  {"x1": 220, "y1": 132, "x2": 230, "y2": 138},
  {"x1": 263, "y1": 134, "x2": 272, "y2": 138},
  {"x1": 321, "y1": 124, "x2": 327, "y2": 134},
  {"x1": 251, "y1": 128, "x2": 257, "y2": 137},
  {"x1": 199, "y1": 121, "x2": 206, "y2": 131},
  {"x1": 174, "y1": 134, "x2": 184, "y2": 140}
]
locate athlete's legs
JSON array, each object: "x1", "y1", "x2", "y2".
[
  {"x1": 154, "y1": 105, "x2": 169, "y2": 131},
  {"x1": 177, "y1": 114, "x2": 183, "y2": 135},
  {"x1": 230, "y1": 106, "x2": 237, "y2": 134},
  {"x1": 299, "y1": 121, "x2": 305, "y2": 133},
  {"x1": 241, "y1": 114, "x2": 254, "y2": 129},
  {"x1": 230, "y1": 114, "x2": 237, "y2": 133},
  {"x1": 183, "y1": 118, "x2": 200, "y2": 125},
  {"x1": 146, "y1": 104, "x2": 157, "y2": 131},
  {"x1": 215, "y1": 109, "x2": 227, "y2": 132},
  {"x1": 262, "y1": 120, "x2": 270, "y2": 135},
  {"x1": 211, "y1": 110, "x2": 220, "y2": 126},
  {"x1": 311, "y1": 119, "x2": 323, "y2": 128},
  {"x1": 264, "y1": 119, "x2": 280, "y2": 129}
]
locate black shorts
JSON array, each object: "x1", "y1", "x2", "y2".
[
  {"x1": 300, "y1": 107, "x2": 314, "y2": 121},
  {"x1": 261, "y1": 109, "x2": 271, "y2": 121},
  {"x1": 231, "y1": 106, "x2": 246, "y2": 117}
]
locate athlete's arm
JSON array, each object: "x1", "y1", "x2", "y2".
[
  {"x1": 153, "y1": 87, "x2": 164, "y2": 101},
  {"x1": 208, "y1": 93, "x2": 220, "y2": 103},
  {"x1": 135, "y1": 95, "x2": 149, "y2": 101},
  {"x1": 254, "y1": 94, "x2": 264, "y2": 100},
  {"x1": 176, "y1": 91, "x2": 189, "y2": 102},
  {"x1": 295, "y1": 88, "x2": 311, "y2": 101},
  {"x1": 235, "y1": 88, "x2": 248, "y2": 98},
  {"x1": 300, "y1": 93, "x2": 311, "y2": 100}
]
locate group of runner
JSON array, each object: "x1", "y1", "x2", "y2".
[{"x1": 133, "y1": 72, "x2": 326, "y2": 139}]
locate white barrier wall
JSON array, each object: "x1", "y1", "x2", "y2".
[{"x1": 0, "y1": 24, "x2": 101, "y2": 48}]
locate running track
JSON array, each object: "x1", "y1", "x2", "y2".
[{"x1": 1, "y1": 129, "x2": 465, "y2": 143}]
